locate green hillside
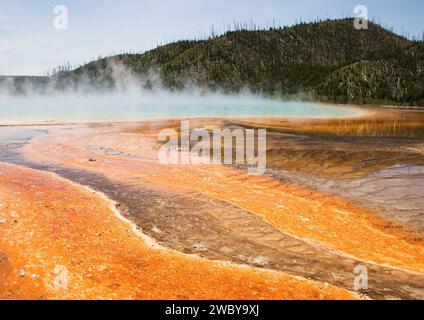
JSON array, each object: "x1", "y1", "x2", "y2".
[{"x1": 4, "y1": 19, "x2": 424, "y2": 106}]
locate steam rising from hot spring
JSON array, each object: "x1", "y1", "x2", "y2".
[{"x1": 0, "y1": 63, "x2": 361, "y2": 124}]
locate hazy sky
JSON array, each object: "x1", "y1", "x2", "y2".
[{"x1": 1, "y1": 0, "x2": 423, "y2": 75}]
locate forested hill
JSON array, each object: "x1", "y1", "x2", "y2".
[{"x1": 3, "y1": 19, "x2": 424, "y2": 107}]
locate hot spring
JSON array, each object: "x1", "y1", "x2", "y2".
[{"x1": 0, "y1": 91, "x2": 363, "y2": 124}]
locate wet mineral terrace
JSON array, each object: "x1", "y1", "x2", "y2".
[
  {"x1": 2, "y1": 162, "x2": 360, "y2": 300},
  {"x1": 1, "y1": 107, "x2": 424, "y2": 300}
]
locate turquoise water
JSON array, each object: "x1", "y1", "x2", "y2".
[{"x1": 0, "y1": 93, "x2": 362, "y2": 123}]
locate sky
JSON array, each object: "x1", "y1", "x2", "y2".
[{"x1": 0, "y1": 0, "x2": 423, "y2": 76}]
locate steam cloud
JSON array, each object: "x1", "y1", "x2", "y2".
[{"x1": 0, "y1": 61, "x2": 357, "y2": 124}]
